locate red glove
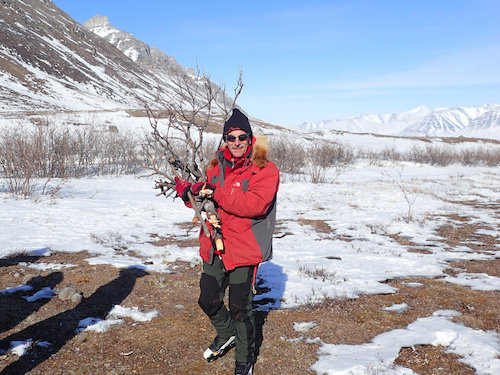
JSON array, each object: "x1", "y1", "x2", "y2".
[
  {"x1": 174, "y1": 177, "x2": 191, "y2": 202},
  {"x1": 191, "y1": 181, "x2": 216, "y2": 196}
]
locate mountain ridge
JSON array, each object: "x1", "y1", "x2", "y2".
[
  {"x1": 1, "y1": 0, "x2": 155, "y2": 111},
  {"x1": 0, "y1": 0, "x2": 228, "y2": 114},
  {"x1": 299, "y1": 104, "x2": 500, "y2": 139},
  {"x1": 82, "y1": 15, "x2": 185, "y2": 73}
]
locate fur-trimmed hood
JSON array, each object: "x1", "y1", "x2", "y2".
[{"x1": 208, "y1": 135, "x2": 269, "y2": 169}]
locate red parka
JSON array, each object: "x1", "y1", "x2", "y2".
[{"x1": 199, "y1": 136, "x2": 279, "y2": 270}]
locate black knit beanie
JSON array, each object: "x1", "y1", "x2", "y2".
[{"x1": 223, "y1": 108, "x2": 252, "y2": 138}]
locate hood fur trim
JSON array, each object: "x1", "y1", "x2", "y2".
[
  {"x1": 208, "y1": 135, "x2": 269, "y2": 169},
  {"x1": 208, "y1": 156, "x2": 218, "y2": 170},
  {"x1": 251, "y1": 135, "x2": 269, "y2": 168}
]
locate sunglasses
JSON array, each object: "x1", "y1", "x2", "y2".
[{"x1": 225, "y1": 133, "x2": 250, "y2": 142}]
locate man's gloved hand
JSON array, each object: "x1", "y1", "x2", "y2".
[
  {"x1": 174, "y1": 177, "x2": 192, "y2": 202},
  {"x1": 191, "y1": 181, "x2": 216, "y2": 197}
]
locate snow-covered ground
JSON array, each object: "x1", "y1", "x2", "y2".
[{"x1": 2, "y1": 159, "x2": 499, "y2": 374}]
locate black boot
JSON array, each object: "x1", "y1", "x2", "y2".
[
  {"x1": 203, "y1": 335, "x2": 236, "y2": 362},
  {"x1": 234, "y1": 361, "x2": 254, "y2": 375}
]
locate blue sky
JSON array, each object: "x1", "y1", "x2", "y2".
[{"x1": 52, "y1": 0, "x2": 500, "y2": 125}]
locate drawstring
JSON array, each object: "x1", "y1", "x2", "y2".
[{"x1": 252, "y1": 265, "x2": 258, "y2": 294}]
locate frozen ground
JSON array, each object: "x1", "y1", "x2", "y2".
[{"x1": 1, "y1": 160, "x2": 499, "y2": 374}]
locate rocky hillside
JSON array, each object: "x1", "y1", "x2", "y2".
[
  {"x1": 82, "y1": 15, "x2": 185, "y2": 73},
  {"x1": 0, "y1": 0, "x2": 228, "y2": 112}
]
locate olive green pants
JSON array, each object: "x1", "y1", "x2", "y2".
[{"x1": 198, "y1": 257, "x2": 256, "y2": 363}]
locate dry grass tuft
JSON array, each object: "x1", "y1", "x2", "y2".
[
  {"x1": 149, "y1": 222, "x2": 199, "y2": 247},
  {"x1": 448, "y1": 258, "x2": 500, "y2": 277},
  {"x1": 407, "y1": 248, "x2": 433, "y2": 254},
  {"x1": 386, "y1": 233, "x2": 419, "y2": 247},
  {"x1": 434, "y1": 212, "x2": 499, "y2": 254},
  {"x1": 148, "y1": 233, "x2": 199, "y2": 248},
  {"x1": 297, "y1": 218, "x2": 333, "y2": 234},
  {"x1": 395, "y1": 345, "x2": 475, "y2": 374}
]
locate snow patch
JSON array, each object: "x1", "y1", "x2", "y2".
[{"x1": 311, "y1": 314, "x2": 500, "y2": 375}]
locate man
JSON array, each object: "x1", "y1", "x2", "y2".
[{"x1": 175, "y1": 108, "x2": 279, "y2": 375}]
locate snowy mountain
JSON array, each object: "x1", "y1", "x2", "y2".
[
  {"x1": 0, "y1": 0, "x2": 228, "y2": 113},
  {"x1": 82, "y1": 15, "x2": 231, "y2": 109},
  {"x1": 300, "y1": 104, "x2": 500, "y2": 139},
  {"x1": 300, "y1": 106, "x2": 431, "y2": 135},
  {"x1": 83, "y1": 15, "x2": 183, "y2": 73}
]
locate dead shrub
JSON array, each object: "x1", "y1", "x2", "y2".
[
  {"x1": 380, "y1": 146, "x2": 402, "y2": 161},
  {"x1": 298, "y1": 264, "x2": 338, "y2": 283},
  {"x1": 458, "y1": 147, "x2": 500, "y2": 166},
  {"x1": 305, "y1": 141, "x2": 354, "y2": 183},
  {"x1": 308, "y1": 141, "x2": 354, "y2": 167},
  {"x1": 406, "y1": 144, "x2": 455, "y2": 166},
  {"x1": 0, "y1": 123, "x2": 146, "y2": 196},
  {"x1": 364, "y1": 143, "x2": 500, "y2": 167},
  {"x1": 268, "y1": 136, "x2": 306, "y2": 175},
  {"x1": 0, "y1": 124, "x2": 73, "y2": 197},
  {"x1": 98, "y1": 130, "x2": 144, "y2": 175}
]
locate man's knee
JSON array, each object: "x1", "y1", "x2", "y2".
[{"x1": 198, "y1": 273, "x2": 223, "y2": 316}]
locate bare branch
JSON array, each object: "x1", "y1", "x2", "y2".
[{"x1": 141, "y1": 66, "x2": 243, "y2": 200}]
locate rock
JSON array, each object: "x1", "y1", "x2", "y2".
[
  {"x1": 58, "y1": 285, "x2": 83, "y2": 303},
  {"x1": 190, "y1": 257, "x2": 201, "y2": 268},
  {"x1": 71, "y1": 292, "x2": 83, "y2": 303}
]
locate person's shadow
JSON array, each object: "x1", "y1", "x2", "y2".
[
  {"x1": 0, "y1": 254, "x2": 43, "y2": 268},
  {"x1": 0, "y1": 267, "x2": 148, "y2": 375},
  {"x1": 1, "y1": 271, "x2": 64, "y2": 335},
  {"x1": 253, "y1": 261, "x2": 287, "y2": 360}
]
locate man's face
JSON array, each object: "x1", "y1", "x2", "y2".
[{"x1": 226, "y1": 129, "x2": 250, "y2": 158}]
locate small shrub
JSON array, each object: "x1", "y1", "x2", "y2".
[
  {"x1": 308, "y1": 142, "x2": 354, "y2": 167},
  {"x1": 382, "y1": 168, "x2": 421, "y2": 223},
  {"x1": 364, "y1": 143, "x2": 500, "y2": 167},
  {"x1": 268, "y1": 136, "x2": 306, "y2": 175},
  {"x1": 298, "y1": 264, "x2": 338, "y2": 283},
  {"x1": 305, "y1": 141, "x2": 354, "y2": 183},
  {"x1": 0, "y1": 123, "x2": 147, "y2": 196}
]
